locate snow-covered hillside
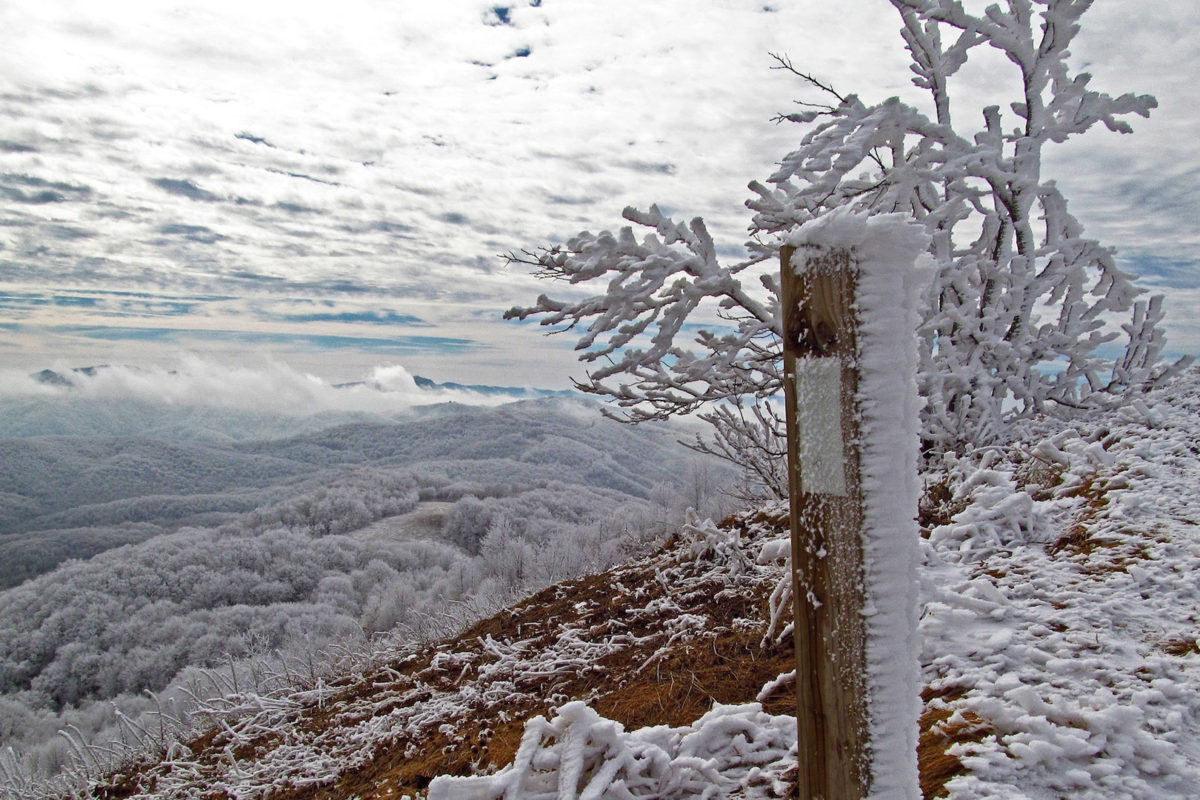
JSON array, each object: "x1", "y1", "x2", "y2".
[
  {"x1": 6, "y1": 369, "x2": 1200, "y2": 799},
  {"x1": 916, "y1": 373, "x2": 1200, "y2": 797},
  {"x1": 422, "y1": 378, "x2": 1200, "y2": 800},
  {"x1": 0, "y1": 508, "x2": 794, "y2": 799}
]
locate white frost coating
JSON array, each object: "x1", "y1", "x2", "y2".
[
  {"x1": 786, "y1": 208, "x2": 932, "y2": 800},
  {"x1": 426, "y1": 700, "x2": 796, "y2": 800}
]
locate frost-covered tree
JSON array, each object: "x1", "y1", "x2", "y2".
[
  {"x1": 506, "y1": 0, "x2": 1188, "y2": 462},
  {"x1": 441, "y1": 495, "x2": 495, "y2": 555},
  {"x1": 479, "y1": 516, "x2": 535, "y2": 590}
]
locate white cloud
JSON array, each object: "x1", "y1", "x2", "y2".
[
  {"x1": 0, "y1": 0, "x2": 1195, "y2": 386},
  {"x1": 1, "y1": 355, "x2": 531, "y2": 414}
]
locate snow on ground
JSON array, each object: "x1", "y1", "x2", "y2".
[
  {"x1": 918, "y1": 372, "x2": 1200, "y2": 799},
  {"x1": 427, "y1": 700, "x2": 796, "y2": 800},
  {"x1": 350, "y1": 501, "x2": 455, "y2": 545},
  {"x1": 57, "y1": 510, "x2": 797, "y2": 800}
]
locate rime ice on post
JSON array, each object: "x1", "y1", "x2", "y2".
[{"x1": 781, "y1": 209, "x2": 929, "y2": 800}]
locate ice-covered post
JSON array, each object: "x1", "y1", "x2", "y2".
[{"x1": 781, "y1": 210, "x2": 929, "y2": 800}]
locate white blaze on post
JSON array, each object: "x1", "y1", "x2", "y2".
[{"x1": 794, "y1": 357, "x2": 846, "y2": 496}]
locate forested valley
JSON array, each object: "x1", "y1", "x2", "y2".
[{"x1": 0, "y1": 385, "x2": 731, "y2": 779}]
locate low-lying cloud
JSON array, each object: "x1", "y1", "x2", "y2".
[{"x1": 0, "y1": 356, "x2": 536, "y2": 416}]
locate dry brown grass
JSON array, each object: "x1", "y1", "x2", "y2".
[
  {"x1": 1048, "y1": 522, "x2": 1095, "y2": 556},
  {"x1": 1162, "y1": 636, "x2": 1200, "y2": 657},
  {"x1": 89, "y1": 508, "x2": 992, "y2": 800},
  {"x1": 1047, "y1": 472, "x2": 1129, "y2": 562},
  {"x1": 918, "y1": 477, "x2": 968, "y2": 535},
  {"x1": 916, "y1": 686, "x2": 993, "y2": 799},
  {"x1": 244, "y1": 543, "x2": 798, "y2": 800}
]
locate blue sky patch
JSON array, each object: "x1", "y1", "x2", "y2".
[
  {"x1": 157, "y1": 223, "x2": 226, "y2": 243},
  {"x1": 55, "y1": 325, "x2": 478, "y2": 353},
  {"x1": 61, "y1": 326, "x2": 181, "y2": 342},
  {"x1": 116, "y1": 299, "x2": 197, "y2": 316},
  {"x1": 150, "y1": 177, "x2": 220, "y2": 202},
  {"x1": 0, "y1": 292, "x2": 50, "y2": 309},
  {"x1": 1124, "y1": 253, "x2": 1197, "y2": 289},
  {"x1": 268, "y1": 310, "x2": 432, "y2": 327},
  {"x1": 52, "y1": 295, "x2": 99, "y2": 307}
]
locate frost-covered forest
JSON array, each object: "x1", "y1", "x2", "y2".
[{"x1": 0, "y1": 384, "x2": 730, "y2": 778}]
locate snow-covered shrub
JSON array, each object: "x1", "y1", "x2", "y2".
[{"x1": 680, "y1": 513, "x2": 751, "y2": 577}]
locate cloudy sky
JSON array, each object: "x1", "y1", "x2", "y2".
[{"x1": 1, "y1": 0, "x2": 1196, "y2": 394}]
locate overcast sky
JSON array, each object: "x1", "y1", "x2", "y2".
[{"x1": 1, "y1": 0, "x2": 1196, "y2": 394}]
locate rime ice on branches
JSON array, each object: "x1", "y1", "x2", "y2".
[{"x1": 506, "y1": 0, "x2": 1189, "y2": 473}]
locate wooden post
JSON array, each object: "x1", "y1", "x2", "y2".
[{"x1": 781, "y1": 244, "x2": 870, "y2": 800}]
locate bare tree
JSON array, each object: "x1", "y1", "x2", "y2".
[{"x1": 684, "y1": 396, "x2": 787, "y2": 502}]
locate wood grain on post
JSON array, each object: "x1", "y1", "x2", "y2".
[{"x1": 781, "y1": 244, "x2": 870, "y2": 800}]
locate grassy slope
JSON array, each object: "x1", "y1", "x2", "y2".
[{"x1": 86, "y1": 506, "x2": 983, "y2": 800}]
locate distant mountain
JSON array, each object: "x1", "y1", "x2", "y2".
[
  {"x1": 31, "y1": 365, "x2": 135, "y2": 387},
  {"x1": 0, "y1": 388, "x2": 733, "y2": 780},
  {"x1": 0, "y1": 397, "x2": 701, "y2": 576},
  {"x1": 30, "y1": 368, "x2": 75, "y2": 388},
  {"x1": 412, "y1": 374, "x2": 577, "y2": 398}
]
